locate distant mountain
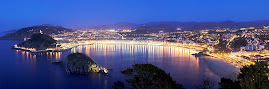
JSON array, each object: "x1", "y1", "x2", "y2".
[
  {"x1": 138, "y1": 20, "x2": 269, "y2": 31},
  {"x1": 85, "y1": 20, "x2": 269, "y2": 32},
  {"x1": 0, "y1": 30, "x2": 16, "y2": 37},
  {"x1": 1, "y1": 25, "x2": 73, "y2": 40},
  {"x1": 87, "y1": 22, "x2": 138, "y2": 30}
]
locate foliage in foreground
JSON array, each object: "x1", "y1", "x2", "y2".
[
  {"x1": 112, "y1": 81, "x2": 125, "y2": 89},
  {"x1": 113, "y1": 64, "x2": 184, "y2": 89},
  {"x1": 112, "y1": 61, "x2": 268, "y2": 89},
  {"x1": 219, "y1": 61, "x2": 269, "y2": 89},
  {"x1": 219, "y1": 77, "x2": 241, "y2": 89},
  {"x1": 199, "y1": 78, "x2": 216, "y2": 89},
  {"x1": 238, "y1": 61, "x2": 269, "y2": 89}
]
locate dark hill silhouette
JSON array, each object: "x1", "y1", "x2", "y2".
[
  {"x1": 17, "y1": 33, "x2": 57, "y2": 50},
  {"x1": 1, "y1": 24, "x2": 73, "y2": 40},
  {"x1": 63, "y1": 53, "x2": 99, "y2": 73}
]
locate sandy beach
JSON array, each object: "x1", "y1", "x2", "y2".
[{"x1": 200, "y1": 56, "x2": 240, "y2": 80}]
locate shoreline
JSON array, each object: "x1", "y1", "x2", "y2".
[
  {"x1": 12, "y1": 40, "x2": 204, "y2": 53},
  {"x1": 12, "y1": 46, "x2": 72, "y2": 54},
  {"x1": 200, "y1": 56, "x2": 240, "y2": 79},
  {"x1": 11, "y1": 40, "x2": 249, "y2": 69}
]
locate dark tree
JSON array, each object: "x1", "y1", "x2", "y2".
[
  {"x1": 121, "y1": 64, "x2": 184, "y2": 89},
  {"x1": 112, "y1": 81, "x2": 125, "y2": 89},
  {"x1": 198, "y1": 78, "x2": 215, "y2": 89},
  {"x1": 238, "y1": 61, "x2": 269, "y2": 89},
  {"x1": 219, "y1": 77, "x2": 241, "y2": 89}
]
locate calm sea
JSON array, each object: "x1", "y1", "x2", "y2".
[{"x1": 0, "y1": 40, "x2": 236, "y2": 89}]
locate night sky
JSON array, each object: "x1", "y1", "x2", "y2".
[{"x1": 0, "y1": 0, "x2": 269, "y2": 31}]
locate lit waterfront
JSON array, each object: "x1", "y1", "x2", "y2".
[
  {"x1": 5, "y1": 40, "x2": 240, "y2": 88},
  {"x1": 13, "y1": 39, "x2": 256, "y2": 68},
  {"x1": 66, "y1": 40, "x2": 255, "y2": 68}
]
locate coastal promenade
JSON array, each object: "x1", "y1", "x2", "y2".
[{"x1": 13, "y1": 40, "x2": 258, "y2": 67}]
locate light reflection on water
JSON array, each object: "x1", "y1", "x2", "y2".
[
  {"x1": 16, "y1": 50, "x2": 62, "y2": 64},
  {"x1": 14, "y1": 43, "x2": 220, "y2": 88},
  {"x1": 70, "y1": 43, "x2": 210, "y2": 87},
  {"x1": 72, "y1": 44, "x2": 198, "y2": 58}
]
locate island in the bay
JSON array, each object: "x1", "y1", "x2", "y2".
[
  {"x1": 16, "y1": 33, "x2": 57, "y2": 49},
  {"x1": 11, "y1": 32, "x2": 108, "y2": 74},
  {"x1": 12, "y1": 33, "x2": 62, "y2": 53},
  {"x1": 59, "y1": 53, "x2": 108, "y2": 74}
]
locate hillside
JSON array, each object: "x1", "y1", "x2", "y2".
[
  {"x1": 1, "y1": 25, "x2": 73, "y2": 40},
  {"x1": 63, "y1": 53, "x2": 100, "y2": 73},
  {"x1": 17, "y1": 33, "x2": 57, "y2": 50}
]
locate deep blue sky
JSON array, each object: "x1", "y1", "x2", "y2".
[{"x1": 0, "y1": 0, "x2": 269, "y2": 31}]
